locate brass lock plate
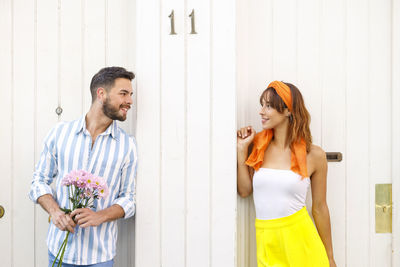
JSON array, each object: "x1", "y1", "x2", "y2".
[
  {"x1": 375, "y1": 184, "x2": 392, "y2": 233},
  {"x1": 0, "y1": 205, "x2": 4, "y2": 218}
]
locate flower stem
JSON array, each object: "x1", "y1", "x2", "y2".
[
  {"x1": 58, "y1": 231, "x2": 70, "y2": 267},
  {"x1": 52, "y1": 231, "x2": 70, "y2": 267}
]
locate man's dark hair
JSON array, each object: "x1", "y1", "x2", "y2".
[{"x1": 90, "y1": 66, "x2": 135, "y2": 102}]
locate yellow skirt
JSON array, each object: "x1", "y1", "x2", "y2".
[{"x1": 255, "y1": 207, "x2": 329, "y2": 267}]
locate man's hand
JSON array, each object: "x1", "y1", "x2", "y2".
[
  {"x1": 50, "y1": 209, "x2": 76, "y2": 233},
  {"x1": 37, "y1": 194, "x2": 76, "y2": 233},
  {"x1": 71, "y1": 208, "x2": 105, "y2": 228}
]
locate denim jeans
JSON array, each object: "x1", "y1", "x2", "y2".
[{"x1": 48, "y1": 250, "x2": 114, "y2": 267}]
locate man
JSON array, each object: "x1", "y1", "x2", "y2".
[{"x1": 29, "y1": 67, "x2": 137, "y2": 266}]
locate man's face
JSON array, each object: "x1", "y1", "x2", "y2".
[{"x1": 102, "y1": 78, "x2": 133, "y2": 121}]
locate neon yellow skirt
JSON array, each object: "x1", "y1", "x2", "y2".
[{"x1": 255, "y1": 207, "x2": 329, "y2": 267}]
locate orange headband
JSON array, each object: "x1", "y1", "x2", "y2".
[{"x1": 267, "y1": 81, "x2": 292, "y2": 111}]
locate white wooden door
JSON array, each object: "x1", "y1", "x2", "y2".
[
  {"x1": 236, "y1": 0, "x2": 400, "y2": 266},
  {"x1": 135, "y1": 0, "x2": 237, "y2": 266},
  {"x1": 0, "y1": 1, "x2": 136, "y2": 266}
]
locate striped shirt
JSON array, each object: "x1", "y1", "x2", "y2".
[{"x1": 29, "y1": 116, "x2": 137, "y2": 265}]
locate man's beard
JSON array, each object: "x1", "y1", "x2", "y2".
[{"x1": 102, "y1": 97, "x2": 127, "y2": 121}]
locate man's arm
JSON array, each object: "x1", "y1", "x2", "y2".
[
  {"x1": 29, "y1": 124, "x2": 59, "y2": 203},
  {"x1": 111, "y1": 137, "x2": 138, "y2": 219},
  {"x1": 29, "y1": 123, "x2": 76, "y2": 232}
]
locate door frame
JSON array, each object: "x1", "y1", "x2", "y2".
[{"x1": 392, "y1": 0, "x2": 400, "y2": 265}]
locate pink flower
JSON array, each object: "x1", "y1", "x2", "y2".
[
  {"x1": 86, "y1": 174, "x2": 100, "y2": 191},
  {"x1": 98, "y1": 184, "x2": 109, "y2": 199},
  {"x1": 61, "y1": 174, "x2": 73, "y2": 186},
  {"x1": 62, "y1": 170, "x2": 79, "y2": 186},
  {"x1": 91, "y1": 176, "x2": 102, "y2": 190},
  {"x1": 67, "y1": 170, "x2": 83, "y2": 186}
]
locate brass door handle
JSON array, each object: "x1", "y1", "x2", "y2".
[{"x1": 0, "y1": 205, "x2": 5, "y2": 218}]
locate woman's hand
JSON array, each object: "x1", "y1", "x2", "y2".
[
  {"x1": 236, "y1": 126, "x2": 256, "y2": 197},
  {"x1": 237, "y1": 126, "x2": 256, "y2": 151}
]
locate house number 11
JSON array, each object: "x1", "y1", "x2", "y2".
[{"x1": 168, "y1": 9, "x2": 198, "y2": 35}]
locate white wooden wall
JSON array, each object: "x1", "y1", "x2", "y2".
[
  {"x1": 0, "y1": 0, "x2": 136, "y2": 266},
  {"x1": 2, "y1": 0, "x2": 399, "y2": 266},
  {"x1": 135, "y1": 0, "x2": 237, "y2": 267},
  {"x1": 236, "y1": 0, "x2": 400, "y2": 266}
]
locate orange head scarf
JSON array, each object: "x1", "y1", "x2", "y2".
[{"x1": 245, "y1": 81, "x2": 308, "y2": 178}]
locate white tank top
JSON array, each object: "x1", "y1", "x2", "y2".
[{"x1": 252, "y1": 168, "x2": 310, "y2": 220}]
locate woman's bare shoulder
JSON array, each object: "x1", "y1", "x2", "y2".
[
  {"x1": 309, "y1": 144, "x2": 326, "y2": 159},
  {"x1": 307, "y1": 144, "x2": 327, "y2": 176}
]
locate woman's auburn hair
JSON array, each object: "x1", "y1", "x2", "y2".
[{"x1": 260, "y1": 82, "x2": 312, "y2": 152}]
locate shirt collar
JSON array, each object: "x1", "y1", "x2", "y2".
[{"x1": 75, "y1": 115, "x2": 120, "y2": 140}]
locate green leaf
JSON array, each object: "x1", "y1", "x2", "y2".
[{"x1": 60, "y1": 207, "x2": 71, "y2": 214}]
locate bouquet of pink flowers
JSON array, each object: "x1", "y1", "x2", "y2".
[{"x1": 52, "y1": 170, "x2": 109, "y2": 267}]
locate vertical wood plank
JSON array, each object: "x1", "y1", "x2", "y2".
[
  {"x1": 135, "y1": 0, "x2": 162, "y2": 266},
  {"x1": 107, "y1": 0, "x2": 137, "y2": 135},
  {"x1": 247, "y1": 0, "x2": 274, "y2": 124},
  {"x1": 82, "y1": 0, "x2": 105, "y2": 115},
  {"x1": 345, "y1": 0, "x2": 370, "y2": 266},
  {"x1": 320, "y1": 0, "x2": 346, "y2": 265},
  {"x1": 243, "y1": 1, "x2": 274, "y2": 266},
  {"x1": 296, "y1": 0, "x2": 322, "y2": 230},
  {"x1": 392, "y1": 0, "x2": 400, "y2": 265},
  {"x1": 0, "y1": 0, "x2": 13, "y2": 266},
  {"x1": 35, "y1": 0, "x2": 60, "y2": 265},
  {"x1": 106, "y1": 1, "x2": 136, "y2": 265},
  {"x1": 126, "y1": 0, "x2": 137, "y2": 136},
  {"x1": 272, "y1": 0, "x2": 297, "y2": 81},
  {"x1": 297, "y1": 0, "x2": 322, "y2": 147},
  {"x1": 369, "y1": 0, "x2": 392, "y2": 266},
  {"x1": 185, "y1": 1, "x2": 211, "y2": 266},
  {"x1": 13, "y1": 0, "x2": 36, "y2": 265},
  {"x1": 60, "y1": 0, "x2": 83, "y2": 121},
  {"x1": 106, "y1": 0, "x2": 128, "y2": 67},
  {"x1": 160, "y1": 0, "x2": 185, "y2": 266},
  {"x1": 235, "y1": 0, "x2": 251, "y2": 265},
  {"x1": 106, "y1": 0, "x2": 135, "y2": 134},
  {"x1": 211, "y1": 0, "x2": 236, "y2": 266}
]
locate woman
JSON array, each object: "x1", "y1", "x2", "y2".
[{"x1": 237, "y1": 81, "x2": 336, "y2": 267}]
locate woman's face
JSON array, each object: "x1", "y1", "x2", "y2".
[{"x1": 259, "y1": 92, "x2": 290, "y2": 130}]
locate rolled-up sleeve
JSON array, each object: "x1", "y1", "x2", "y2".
[
  {"x1": 29, "y1": 125, "x2": 59, "y2": 203},
  {"x1": 113, "y1": 137, "x2": 138, "y2": 219}
]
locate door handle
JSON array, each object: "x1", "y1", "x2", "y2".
[
  {"x1": 0, "y1": 205, "x2": 5, "y2": 219},
  {"x1": 326, "y1": 152, "x2": 342, "y2": 162}
]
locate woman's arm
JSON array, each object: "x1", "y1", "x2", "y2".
[
  {"x1": 309, "y1": 145, "x2": 337, "y2": 267},
  {"x1": 237, "y1": 126, "x2": 255, "y2": 198}
]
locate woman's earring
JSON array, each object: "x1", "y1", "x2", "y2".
[{"x1": 289, "y1": 114, "x2": 293, "y2": 123}]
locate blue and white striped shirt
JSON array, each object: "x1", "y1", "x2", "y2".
[{"x1": 29, "y1": 116, "x2": 137, "y2": 265}]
